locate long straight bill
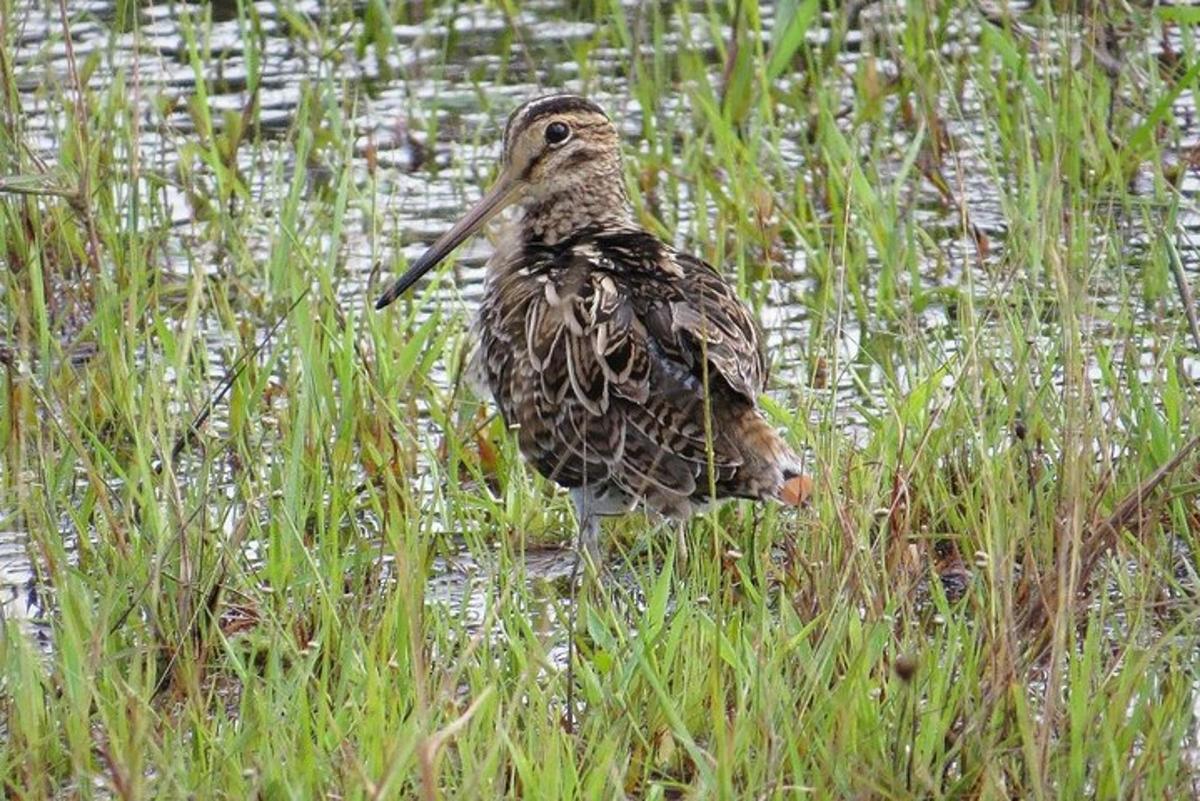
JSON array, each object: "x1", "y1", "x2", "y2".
[{"x1": 375, "y1": 172, "x2": 521, "y2": 309}]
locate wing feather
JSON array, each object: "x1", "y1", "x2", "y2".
[{"x1": 476, "y1": 228, "x2": 775, "y2": 508}]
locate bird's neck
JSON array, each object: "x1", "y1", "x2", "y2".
[{"x1": 516, "y1": 168, "x2": 635, "y2": 246}]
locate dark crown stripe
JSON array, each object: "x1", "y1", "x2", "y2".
[{"x1": 504, "y1": 94, "x2": 607, "y2": 154}]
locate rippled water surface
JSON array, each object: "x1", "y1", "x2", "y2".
[{"x1": 2, "y1": 0, "x2": 1200, "y2": 647}]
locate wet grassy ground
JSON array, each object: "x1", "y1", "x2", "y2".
[{"x1": 3, "y1": 0, "x2": 1200, "y2": 797}]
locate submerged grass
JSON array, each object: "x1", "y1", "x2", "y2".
[{"x1": 2, "y1": 0, "x2": 1200, "y2": 797}]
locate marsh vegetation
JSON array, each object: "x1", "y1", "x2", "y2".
[{"x1": 2, "y1": 0, "x2": 1200, "y2": 797}]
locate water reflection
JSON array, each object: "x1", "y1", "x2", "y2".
[{"x1": 1, "y1": 0, "x2": 1198, "y2": 648}]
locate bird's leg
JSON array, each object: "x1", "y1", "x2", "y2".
[
  {"x1": 565, "y1": 486, "x2": 601, "y2": 732},
  {"x1": 571, "y1": 487, "x2": 602, "y2": 572},
  {"x1": 673, "y1": 517, "x2": 689, "y2": 574}
]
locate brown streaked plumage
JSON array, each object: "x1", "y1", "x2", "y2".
[{"x1": 377, "y1": 94, "x2": 808, "y2": 555}]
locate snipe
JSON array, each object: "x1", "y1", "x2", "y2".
[{"x1": 377, "y1": 94, "x2": 808, "y2": 557}]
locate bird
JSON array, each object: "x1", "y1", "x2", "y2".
[{"x1": 376, "y1": 93, "x2": 809, "y2": 559}]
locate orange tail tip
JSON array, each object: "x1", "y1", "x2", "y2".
[{"x1": 780, "y1": 474, "x2": 813, "y2": 507}]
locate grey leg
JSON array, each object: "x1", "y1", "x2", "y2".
[
  {"x1": 570, "y1": 486, "x2": 602, "y2": 568},
  {"x1": 673, "y1": 518, "x2": 689, "y2": 572},
  {"x1": 565, "y1": 486, "x2": 599, "y2": 733}
]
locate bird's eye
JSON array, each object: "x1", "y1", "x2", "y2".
[{"x1": 544, "y1": 121, "x2": 571, "y2": 146}]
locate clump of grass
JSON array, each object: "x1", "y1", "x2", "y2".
[{"x1": 2, "y1": 0, "x2": 1200, "y2": 798}]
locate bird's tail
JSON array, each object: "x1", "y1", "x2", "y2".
[{"x1": 737, "y1": 414, "x2": 812, "y2": 507}]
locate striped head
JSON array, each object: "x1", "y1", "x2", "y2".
[
  {"x1": 500, "y1": 94, "x2": 622, "y2": 195},
  {"x1": 376, "y1": 94, "x2": 632, "y2": 309}
]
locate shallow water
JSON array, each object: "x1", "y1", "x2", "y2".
[{"x1": 1, "y1": 1, "x2": 1199, "y2": 648}]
